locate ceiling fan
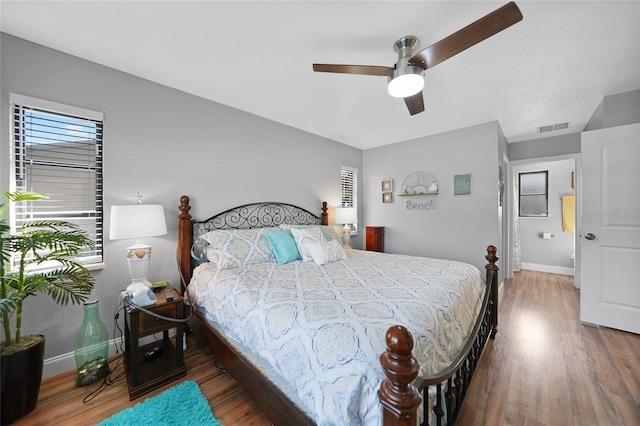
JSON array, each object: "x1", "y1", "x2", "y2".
[{"x1": 313, "y1": 2, "x2": 523, "y2": 116}]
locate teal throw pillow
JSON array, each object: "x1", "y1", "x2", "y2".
[{"x1": 264, "y1": 229, "x2": 301, "y2": 264}]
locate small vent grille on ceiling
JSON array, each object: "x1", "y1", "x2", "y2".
[{"x1": 538, "y1": 122, "x2": 569, "y2": 133}]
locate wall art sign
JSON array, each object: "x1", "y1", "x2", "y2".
[
  {"x1": 453, "y1": 173, "x2": 472, "y2": 196},
  {"x1": 406, "y1": 200, "x2": 435, "y2": 211}
]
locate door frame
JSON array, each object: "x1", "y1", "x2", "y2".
[{"x1": 507, "y1": 153, "x2": 580, "y2": 285}]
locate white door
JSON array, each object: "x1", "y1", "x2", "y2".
[{"x1": 580, "y1": 123, "x2": 640, "y2": 334}]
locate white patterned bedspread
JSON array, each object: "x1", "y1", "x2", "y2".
[{"x1": 188, "y1": 248, "x2": 485, "y2": 425}]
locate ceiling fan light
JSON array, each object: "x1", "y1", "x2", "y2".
[{"x1": 388, "y1": 67, "x2": 424, "y2": 98}]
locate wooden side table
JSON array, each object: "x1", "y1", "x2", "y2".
[
  {"x1": 366, "y1": 226, "x2": 385, "y2": 252},
  {"x1": 124, "y1": 285, "x2": 186, "y2": 400}
]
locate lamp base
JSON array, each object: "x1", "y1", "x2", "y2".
[
  {"x1": 126, "y1": 240, "x2": 154, "y2": 289},
  {"x1": 129, "y1": 278, "x2": 154, "y2": 289},
  {"x1": 341, "y1": 226, "x2": 352, "y2": 247}
]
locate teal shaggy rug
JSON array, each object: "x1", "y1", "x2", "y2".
[{"x1": 98, "y1": 381, "x2": 222, "y2": 426}]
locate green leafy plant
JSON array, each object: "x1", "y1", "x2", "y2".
[{"x1": 1, "y1": 191, "x2": 95, "y2": 354}]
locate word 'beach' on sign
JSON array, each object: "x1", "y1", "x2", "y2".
[{"x1": 406, "y1": 200, "x2": 435, "y2": 211}]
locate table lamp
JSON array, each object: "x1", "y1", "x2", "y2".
[
  {"x1": 334, "y1": 207, "x2": 357, "y2": 246},
  {"x1": 109, "y1": 201, "x2": 167, "y2": 291}
]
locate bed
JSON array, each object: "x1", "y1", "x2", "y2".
[{"x1": 176, "y1": 196, "x2": 499, "y2": 426}]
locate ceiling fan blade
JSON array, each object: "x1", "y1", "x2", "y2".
[
  {"x1": 409, "y1": 2, "x2": 523, "y2": 69},
  {"x1": 404, "y1": 91, "x2": 425, "y2": 116},
  {"x1": 313, "y1": 64, "x2": 393, "y2": 77}
]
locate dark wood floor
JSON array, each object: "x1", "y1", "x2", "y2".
[{"x1": 14, "y1": 270, "x2": 640, "y2": 425}]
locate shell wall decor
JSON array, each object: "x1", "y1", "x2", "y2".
[{"x1": 400, "y1": 171, "x2": 438, "y2": 196}]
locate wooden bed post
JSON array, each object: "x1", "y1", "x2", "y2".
[
  {"x1": 321, "y1": 201, "x2": 328, "y2": 225},
  {"x1": 485, "y1": 245, "x2": 499, "y2": 338},
  {"x1": 379, "y1": 325, "x2": 421, "y2": 426},
  {"x1": 177, "y1": 195, "x2": 193, "y2": 295}
]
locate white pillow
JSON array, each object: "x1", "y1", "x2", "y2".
[
  {"x1": 303, "y1": 239, "x2": 347, "y2": 266},
  {"x1": 201, "y1": 228, "x2": 276, "y2": 269},
  {"x1": 290, "y1": 227, "x2": 324, "y2": 262},
  {"x1": 279, "y1": 224, "x2": 340, "y2": 242}
]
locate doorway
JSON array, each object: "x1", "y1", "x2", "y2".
[{"x1": 507, "y1": 154, "x2": 579, "y2": 284}]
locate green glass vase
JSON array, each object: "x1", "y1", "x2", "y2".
[{"x1": 74, "y1": 300, "x2": 110, "y2": 386}]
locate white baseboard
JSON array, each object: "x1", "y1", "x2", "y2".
[
  {"x1": 521, "y1": 262, "x2": 574, "y2": 276},
  {"x1": 43, "y1": 338, "x2": 123, "y2": 379},
  {"x1": 43, "y1": 329, "x2": 182, "y2": 379}
]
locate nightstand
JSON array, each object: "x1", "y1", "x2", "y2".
[
  {"x1": 124, "y1": 285, "x2": 186, "y2": 400},
  {"x1": 366, "y1": 226, "x2": 385, "y2": 252}
]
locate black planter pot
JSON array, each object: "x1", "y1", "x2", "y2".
[{"x1": 1, "y1": 336, "x2": 45, "y2": 425}]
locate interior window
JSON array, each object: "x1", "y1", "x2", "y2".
[
  {"x1": 10, "y1": 94, "x2": 104, "y2": 268},
  {"x1": 341, "y1": 165, "x2": 358, "y2": 234},
  {"x1": 519, "y1": 171, "x2": 549, "y2": 217}
]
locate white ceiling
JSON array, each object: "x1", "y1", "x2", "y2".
[{"x1": 1, "y1": 1, "x2": 639, "y2": 150}]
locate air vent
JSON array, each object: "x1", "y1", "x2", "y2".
[{"x1": 538, "y1": 122, "x2": 570, "y2": 133}]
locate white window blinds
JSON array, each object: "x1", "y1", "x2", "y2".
[
  {"x1": 341, "y1": 165, "x2": 358, "y2": 233},
  {"x1": 10, "y1": 94, "x2": 104, "y2": 266}
]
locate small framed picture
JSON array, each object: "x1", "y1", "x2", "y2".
[
  {"x1": 453, "y1": 173, "x2": 472, "y2": 196},
  {"x1": 381, "y1": 179, "x2": 393, "y2": 193},
  {"x1": 382, "y1": 193, "x2": 392, "y2": 203}
]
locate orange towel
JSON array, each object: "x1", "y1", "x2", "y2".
[{"x1": 562, "y1": 196, "x2": 575, "y2": 233}]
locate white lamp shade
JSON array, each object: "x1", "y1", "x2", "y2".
[
  {"x1": 387, "y1": 68, "x2": 424, "y2": 98},
  {"x1": 335, "y1": 207, "x2": 357, "y2": 225},
  {"x1": 109, "y1": 204, "x2": 167, "y2": 240}
]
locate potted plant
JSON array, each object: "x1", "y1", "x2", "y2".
[{"x1": 1, "y1": 191, "x2": 95, "y2": 424}]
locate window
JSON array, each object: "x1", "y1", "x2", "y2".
[
  {"x1": 519, "y1": 171, "x2": 548, "y2": 217},
  {"x1": 341, "y1": 165, "x2": 358, "y2": 234},
  {"x1": 10, "y1": 94, "x2": 104, "y2": 268}
]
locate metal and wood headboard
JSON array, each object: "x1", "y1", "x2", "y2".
[{"x1": 177, "y1": 195, "x2": 328, "y2": 293}]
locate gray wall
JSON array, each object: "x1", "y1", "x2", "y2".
[
  {"x1": 362, "y1": 121, "x2": 502, "y2": 273},
  {"x1": 584, "y1": 89, "x2": 640, "y2": 131},
  {"x1": 1, "y1": 33, "x2": 362, "y2": 366},
  {"x1": 514, "y1": 159, "x2": 575, "y2": 269},
  {"x1": 508, "y1": 133, "x2": 581, "y2": 161}
]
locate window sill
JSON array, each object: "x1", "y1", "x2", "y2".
[
  {"x1": 86, "y1": 262, "x2": 105, "y2": 271},
  {"x1": 22, "y1": 259, "x2": 105, "y2": 274}
]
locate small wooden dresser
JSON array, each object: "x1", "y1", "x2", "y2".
[{"x1": 365, "y1": 226, "x2": 385, "y2": 252}]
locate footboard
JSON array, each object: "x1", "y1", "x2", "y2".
[{"x1": 380, "y1": 246, "x2": 499, "y2": 426}]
